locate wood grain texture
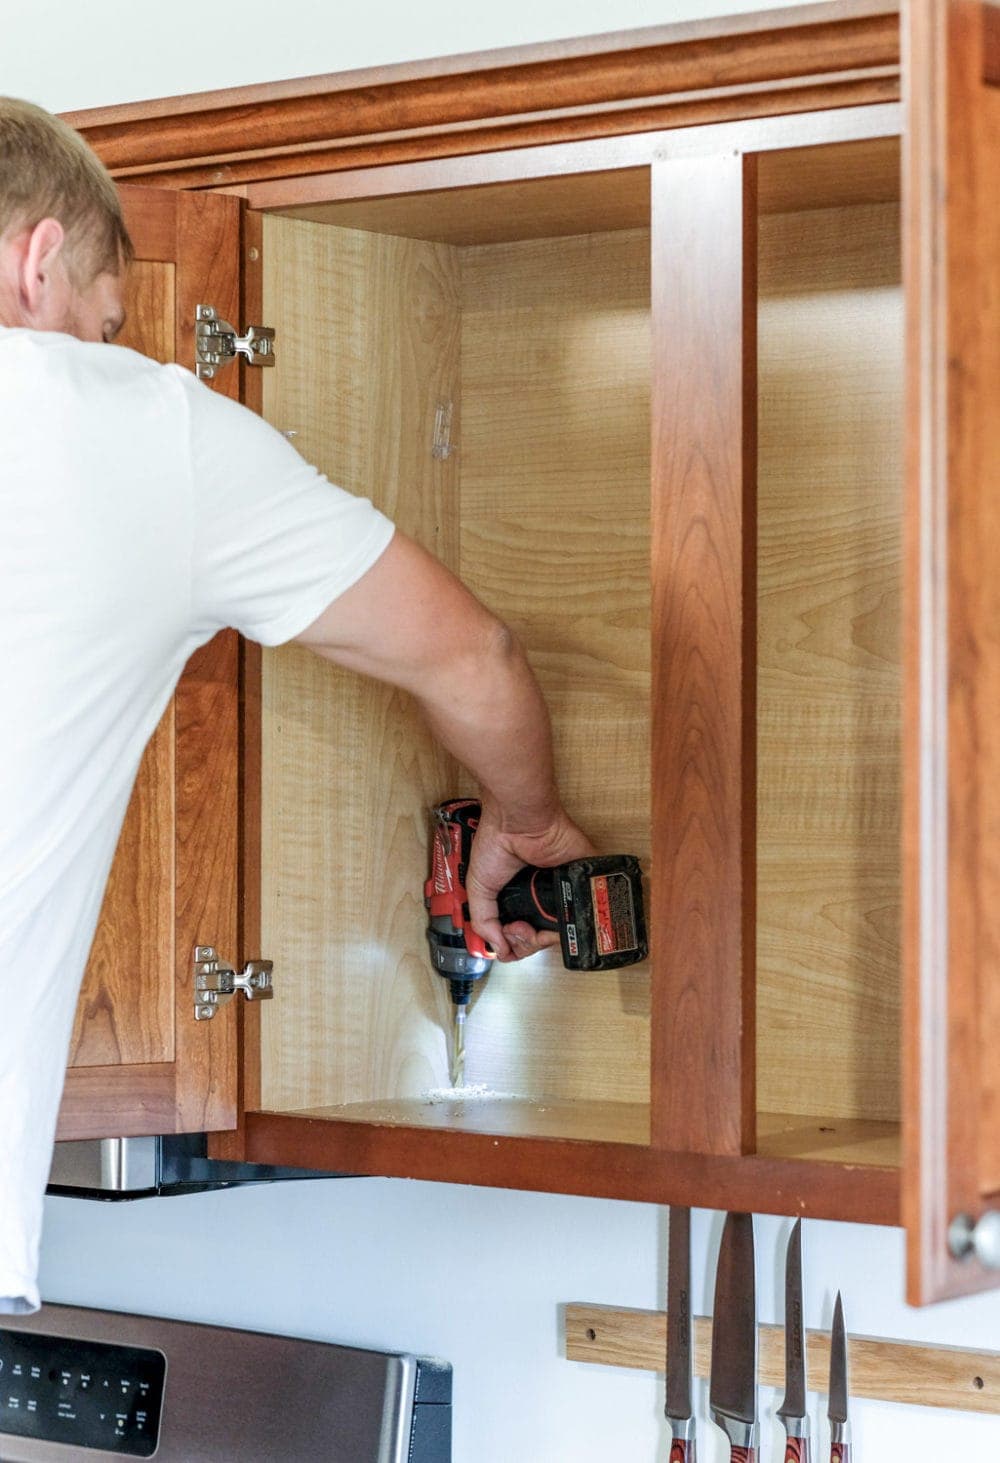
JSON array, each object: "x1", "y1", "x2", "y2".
[
  {"x1": 784, "y1": 1440, "x2": 808, "y2": 1461},
  {"x1": 175, "y1": 191, "x2": 241, "y2": 396},
  {"x1": 902, "y1": 0, "x2": 1000, "y2": 1304},
  {"x1": 244, "y1": 1109, "x2": 899, "y2": 1220},
  {"x1": 243, "y1": 105, "x2": 899, "y2": 219},
  {"x1": 457, "y1": 228, "x2": 651, "y2": 1105},
  {"x1": 266, "y1": 135, "x2": 899, "y2": 247},
  {"x1": 69, "y1": 710, "x2": 175, "y2": 1067},
  {"x1": 258, "y1": 216, "x2": 651, "y2": 1122},
  {"x1": 68, "y1": 259, "x2": 178, "y2": 1071},
  {"x1": 207, "y1": 213, "x2": 266, "y2": 1166},
  {"x1": 565, "y1": 1303, "x2": 1000, "y2": 1414},
  {"x1": 756, "y1": 1112, "x2": 899, "y2": 1167},
  {"x1": 651, "y1": 153, "x2": 757, "y2": 1156},
  {"x1": 50, "y1": 1065, "x2": 178, "y2": 1142},
  {"x1": 117, "y1": 185, "x2": 177, "y2": 259},
  {"x1": 986, "y1": 0, "x2": 1000, "y2": 81},
  {"x1": 756, "y1": 201, "x2": 903, "y2": 1125},
  {"x1": 288, "y1": 1098, "x2": 650, "y2": 1144},
  {"x1": 115, "y1": 81, "x2": 899, "y2": 192},
  {"x1": 57, "y1": 190, "x2": 242, "y2": 1142},
  {"x1": 172, "y1": 631, "x2": 240, "y2": 1131},
  {"x1": 67, "y1": 5, "x2": 899, "y2": 173},
  {"x1": 279, "y1": 170, "x2": 652, "y2": 245},
  {"x1": 258, "y1": 215, "x2": 461, "y2": 1112},
  {"x1": 113, "y1": 258, "x2": 175, "y2": 362}
]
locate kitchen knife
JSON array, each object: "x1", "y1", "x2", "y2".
[
  {"x1": 828, "y1": 1292, "x2": 850, "y2": 1462},
  {"x1": 709, "y1": 1212, "x2": 758, "y2": 1462},
  {"x1": 665, "y1": 1206, "x2": 695, "y2": 1461},
  {"x1": 776, "y1": 1219, "x2": 810, "y2": 1462}
]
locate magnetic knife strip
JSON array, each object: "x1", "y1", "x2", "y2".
[{"x1": 564, "y1": 1305, "x2": 1000, "y2": 1415}]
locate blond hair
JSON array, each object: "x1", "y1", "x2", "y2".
[{"x1": 0, "y1": 97, "x2": 132, "y2": 282}]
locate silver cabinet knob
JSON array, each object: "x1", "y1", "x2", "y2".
[{"x1": 948, "y1": 1211, "x2": 1000, "y2": 1268}]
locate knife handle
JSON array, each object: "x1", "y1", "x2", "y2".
[
  {"x1": 730, "y1": 1450, "x2": 756, "y2": 1462},
  {"x1": 785, "y1": 1442, "x2": 810, "y2": 1462},
  {"x1": 830, "y1": 1447, "x2": 849, "y2": 1462},
  {"x1": 669, "y1": 1442, "x2": 695, "y2": 1462}
]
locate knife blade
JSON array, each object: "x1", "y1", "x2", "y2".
[
  {"x1": 776, "y1": 1219, "x2": 810, "y2": 1462},
  {"x1": 709, "y1": 1212, "x2": 758, "y2": 1462},
  {"x1": 828, "y1": 1292, "x2": 851, "y2": 1462},
  {"x1": 665, "y1": 1206, "x2": 695, "y2": 1461}
]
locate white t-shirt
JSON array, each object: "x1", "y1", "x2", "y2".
[{"x1": 0, "y1": 326, "x2": 395, "y2": 1313}]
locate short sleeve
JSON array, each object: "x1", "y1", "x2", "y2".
[{"x1": 177, "y1": 367, "x2": 395, "y2": 647}]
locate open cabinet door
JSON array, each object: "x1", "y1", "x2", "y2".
[
  {"x1": 904, "y1": 0, "x2": 1000, "y2": 1302},
  {"x1": 56, "y1": 187, "x2": 244, "y2": 1141}
]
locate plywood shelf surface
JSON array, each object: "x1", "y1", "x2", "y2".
[
  {"x1": 565, "y1": 1304, "x2": 1000, "y2": 1415},
  {"x1": 757, "y1": 1112, "x2": 900, "y2": 1168},
  {"x1": 284, "y1": 1097, "x2": 651, "y2": 1146}
]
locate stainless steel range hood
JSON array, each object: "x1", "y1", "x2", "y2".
[{"x1": 47, "y1": 1133, "x2": 340, "y2": 1199}]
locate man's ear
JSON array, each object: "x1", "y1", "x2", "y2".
[{"x1": 19, "y1": 217, "x2": 66, "y2": 319}]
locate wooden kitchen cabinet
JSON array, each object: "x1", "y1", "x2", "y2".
[
  {"x1": 60, "y1": 0, "x2": 1000, "y2": 1304},
  {"x1": 56, "y1": 190, "x2": 244, "y2": 1141}
]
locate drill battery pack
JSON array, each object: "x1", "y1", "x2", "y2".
[{"x1": 497, "y1": 854, "x2": 647, "y2": 971}]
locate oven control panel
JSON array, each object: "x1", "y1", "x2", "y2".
[{"x1": 0, "y1": 1328, "x2": 165, "y2": 1456}]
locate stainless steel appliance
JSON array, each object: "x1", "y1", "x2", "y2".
[
  {"x1": 0, "y1": 1303, "x2": 451, "y2": 1461},
  {"x1": 47, "y1": 1134, "x2": 333, "y2": 1200}
]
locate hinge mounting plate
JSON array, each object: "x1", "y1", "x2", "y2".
[
  {"x1": 194, "y1": 945, "x2": 274, "y2": 1021},
  {"x1": 195, "y1": 304, "x2": 276, "y2": 380}
]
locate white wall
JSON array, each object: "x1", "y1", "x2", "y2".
[
  {"x1": 6, "y1": 0, "x2": 802, "y2": 113},
  {"x1": 9, "y1": 1, "x2": 1000, "y2": 1457}
]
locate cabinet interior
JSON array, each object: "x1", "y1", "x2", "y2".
[{"x1": 254, "y1": 134, "x2": 902, "y2": 1162}]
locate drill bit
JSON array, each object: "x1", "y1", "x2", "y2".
[{"x1": 450, "y1": 1004, "x2": 467, "y2": 1087}]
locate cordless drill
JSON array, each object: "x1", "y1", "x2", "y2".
[{"x1": 424, "y1": 798, "x2": 647, "y2": 1084}]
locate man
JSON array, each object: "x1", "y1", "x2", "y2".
[{"x1": 0, "y1": 98, "x2": 590, "y2": 1314}]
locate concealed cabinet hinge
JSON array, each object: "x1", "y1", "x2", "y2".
[
  {"x1": 194, "y1": 945, "x2": 274, "y2": 1021},
  {"x1": 195, "y1": 304, "x2": 276, "y2": 380}
]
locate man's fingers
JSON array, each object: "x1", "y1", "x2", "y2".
[
  {"x1": 473, "y1": 918, "x2": 511, "y2": 965},
  {"x1": 495, "y1": 921, "x2": 560, "y2": 963}
]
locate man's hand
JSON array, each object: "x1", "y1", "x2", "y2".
[{"x1": 465, "y1": 801, "x2": 594, "y2": 961}]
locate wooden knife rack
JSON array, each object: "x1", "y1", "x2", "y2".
[{"x1": 564, "y1": 1305, "x2": 1000, "y2": 1415}]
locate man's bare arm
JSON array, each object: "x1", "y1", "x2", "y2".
[{"x1": 294, "y1": 530, "x2": 592, "y2": 958}]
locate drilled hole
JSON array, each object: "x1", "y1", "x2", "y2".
[
  {"x1": 974, "y1": 1376, "x2": 985, "y2": 1390},
  {"x1": 586, "y1": 1328, "x2": 597, "y2": 1342}
]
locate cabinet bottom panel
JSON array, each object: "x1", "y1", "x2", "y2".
[{"x1": 241, "y1": 1109, "x2": 899, "y2": 1224}]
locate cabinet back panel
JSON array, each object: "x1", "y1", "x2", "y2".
[
  {"x1": 259, "y1": 216, "x2": 650, "y2": 1119},
  {"x1": 756, "y1": 200, "x2": 902, "y2": 1125},
  {"x1": 456, "y1": 229, "x2": 651, "y2": 1102}
]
